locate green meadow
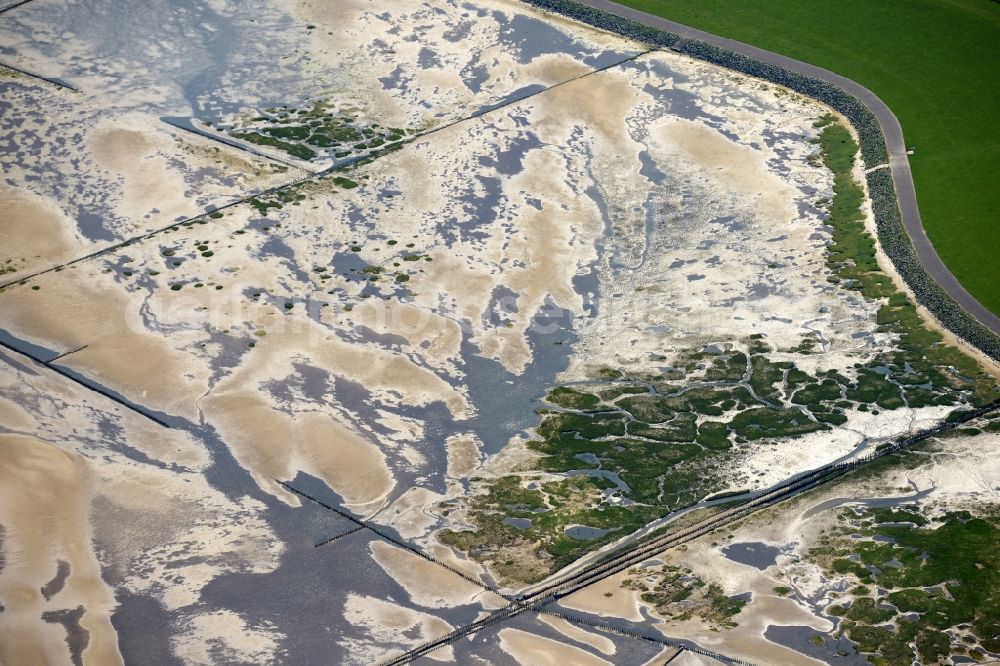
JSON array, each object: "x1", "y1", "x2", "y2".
[{"x1": 617, "y1": 0, "x2": 1000, "y2": 315}]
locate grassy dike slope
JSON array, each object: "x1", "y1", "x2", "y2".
[{"x1": 615, "y1": 0, "x2": 1000, "y2": 316}]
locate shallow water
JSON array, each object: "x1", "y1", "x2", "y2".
[
  {"x1": 764, "y1": 625, "x2": 866, "y2": 666},
  {"x1": 720, "y1": 541, "x2": 781, "y2": 570},
  {"x1": 564, "y1": 524, "x2": 615, "y2": 541},
  {"x1": 802, "y1": 485, "x2": 934, "y2": 519}
]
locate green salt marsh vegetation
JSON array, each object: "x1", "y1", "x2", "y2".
[
  {"x1": 437, "y1": 118, "x2": 998, "y2": 584},
  {"x1": 812, "y1": 502, "x2": 1000, "y2": 664},
  {"x1": 224, "y1": 101, "x2": 410, "y2": 164}
]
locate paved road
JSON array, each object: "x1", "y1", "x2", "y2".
[{"x1": 568, "y1": 0, "x2": 1000, "y2": 337}]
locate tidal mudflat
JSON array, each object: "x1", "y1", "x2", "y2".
[
  {"x1": 0, "y1": 72, "x2": 294, "y2": 281},
  {"x1": 0, "y1": 0, "x2": 996, "y2": 663}
]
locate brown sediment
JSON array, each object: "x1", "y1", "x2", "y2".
[
  {"x1": 90, "y1": 124, "x2": 154, "y2": 168},
  {"x1": 63, "y1": 337, "x2": 210, "y2": 422},
  {"x1": 668, "y1": 652, "x2": 727, "y2": 666},
  {"x1": 0, "y1": 390, "x2": 36, "y2": 432},
  {"x1": 649, "y1": 117, "x2": 794, "y2": 219},
  {"x1": 0, "y1": 348, "x2": 285, "y2": 659},
  {"x1": 0, "y1": 276, "x2": 212, "y2": 421},
  {"x1": 410, "y1": 248, "x2": 502, "y2": 340},
  {"x1": 296, "y1": 0, "x2": 359, "y2": 27},
  {"x1": 171, "y1": 609, "x2": 281, "y2": 665},
  {"x1": 643, "y1": 547, "x2": 829, "y2": 666},
  {"x1": 88, "y1": 114, "x2": 295, "y2": 229},
  {"x1": 2, "y1": 251, "x2": 467, "y2": 504},
  {"x1": 374, "y1": 487, "x2": 446, "y2": 540},
  {"x1": 196, "y1": 320, "x2": 474, "y2": 506},
  {"x1": 0, "y1": 434, "x2": 122, "y2": 666},
  {"x1": 427, "y1": 544, "x2": 491, "y2": 584},
  {"x1": 202, "y1": 389, "x2": 394, "y2": 511},
  {"x1": 238, "y1": 326, "x2": 470, "y2": 418},
  {"x1": 533, "y1": 62, "x2": 642, "y2": 145},
  {"x1": 342, "y1": 593, "x2": 454, "y2": 661},
  {"x1": 295, "y1": 0, "x2": 643, "y2": 132},
  {"x1": 1, "y1": 76, "x2": 290, "y2": 270},
  {"x1": 369, "y1": 541, "x2": 504, "y2": 609},
  {"x1": 475, "y1": 147, "x2": 602, "y2": 372},
  {"x1": 536, "y1": 614, "x2": 616, "y2": 655},
  {"x1": 640, "y1": 647, "x2": 684, "y2": 665},
  {"x1": 559, "y1": 570, "x2": 644, "y2": 622},
  {"x1": 111, "y1": 413, "x2": 210, "y2": 470},
  {"x1": 498, "y1": 627, "x2": 613, "y2": 666},
  {"x1": 445, "y1": 433, "x2": 481, "y2": 480},
  {"x1": 90, "y1": 120, "x2": 197, "y2": 227},
  {"x1": 0, "y1": 184, "x2": 81, "y2": 279},
  {"x1": 339, "y1": 299, "x2": 464, "y2": 373},
  {"x1": 520, "y1": 52, "x2": 593, "y2": 85}
]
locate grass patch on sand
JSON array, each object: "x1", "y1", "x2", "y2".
[
  {"x1": 812, "y1": 503, "x2": 1000, "y2": 664},
  {"x1": 223, "y1": 101, "x2": 410, "y2": 164},
  {"x1": 437, "y1": 118, "x2": 997, "y2": 585}
]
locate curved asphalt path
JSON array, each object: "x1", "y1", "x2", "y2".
[{"x1": 566, "y1": 0, "x2": 1000, "y2": 337}]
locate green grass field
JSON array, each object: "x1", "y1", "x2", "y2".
[{"x1": 615, "y1": 0, "x2": 1000, "y2": 316}]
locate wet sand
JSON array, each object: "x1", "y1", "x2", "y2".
[
  {"x1": 0, "y1": 434, "x2": 122, "y2": 666},
  {"x1": 0, "y1": 185, "x2": 78, "y2": 280},
  {"x1": 369, "y1": 541, "x2": 503, "y2": 608},
  {"x1": 537, "y1": 614, "x2": 616, "y2": 655},
  {"x1": 560, "y1": 570, "x2": 644, "y2": 622},
  {"x1": 203, "y1": 391, "x2": 395, "y2": 512},
  {"x1": 498, "y1": 627, "x2": 614, "y2": 666},
  {"x1": 1, "y1": 0, "x2": 994, "y2": 660}
]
